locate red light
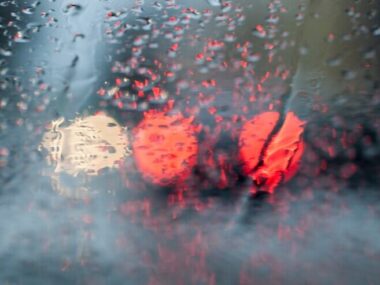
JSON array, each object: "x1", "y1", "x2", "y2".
[
  {"x1": 239, "y1": 112, "x2": 306, "y2": 193},
  {"x1": 132, "y1": 111, "x2": 198, "y2": 186},
  {"x1": 152, "y1": 87, "x2": 161, "y2": 97}
]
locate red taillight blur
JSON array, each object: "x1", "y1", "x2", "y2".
[
  {"x1": 239, "y1": 111, "x2": 306, "y2": 193},
  {"x1": 132, "y1": 111, "x2": 198, "y2": 186}
]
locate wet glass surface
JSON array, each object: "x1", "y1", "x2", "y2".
[{"x1": 0, "y1": 0, "x2": 380, "y2": 284}]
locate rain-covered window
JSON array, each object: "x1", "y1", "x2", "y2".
[{"x1": 0, "y1": 0, "x2": 380, "y2": 284}]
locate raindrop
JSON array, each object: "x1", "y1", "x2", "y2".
[
  {"x1": 22, "y1": 7, "x2": 36, "y2": 15},
  {"x1": 221, "y1": 2, "x2": 232, "y2": 13},
  {"x1": 252, "y1": 25, "x2": 266, "y2": 38},
  {"x1": 63, "y1": 3, "x2": 82, "y2": 15},
  {"x1": 363, "y1": 48, "x2": 376, "y2": 59},
  {"x1": 224, "y1": 33, "x2": 236, "y2": 42},
  {"x1": 247, "y1": 53, "x2": 261, "y2": 62},
  {"x1": 26, "y1": 22, "x2": 43, "y2": 34},
  {"x1": 152, "y1": 1, "x2": 162, "y2": 10},
  {"x1": 131, "y1": 5, "x2": 144, "y2": 15},
  {"x1": 183, "y1": 8, "x2": 201, "y2": 20},
  {"x1": 326, "y1": 56, "x2": 342, "y2": 67},
  {"x1": 0, "y1": 147, "x2": 9, "y2": 168},
  {"x1": 138, "y1": 17, "x2": 153, "y2": 31},
  {"x1": 372, "y1": 26, "x2": 380, "y2": 36},
  {"x1": 70, "y1": 55, "x2": 79, "y2": 67},
  {"x1": 31, "y1": 1, "x2": 41, "y2": 8},
  {"x1": 0, "y1": 48, "x2": 12, "y2": 56},
  {"x1": 342, "y1": 70, "x2": 357, "y2": 80},
  {"x1": 73, "y1": 33, "x2": 85, "y2": 42},
  {"x1": 299, "y1": 46, "x2": 308, "y2": 55},
  {"x1": 14, "y1": 31, "x2": 30, "y2": 43},
  {"x1": 105, "y1": 9, "x2": 128, "y2": 22},
  {"x1": 0, "y1": 2, "x2": 12, "y2": 7},
  {"x1": 207, "y1": 0, "x2": 222, "y2": 7}
]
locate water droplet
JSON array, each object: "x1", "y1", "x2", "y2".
[
  {"x1": 207, "y1": 0, "x2": 222, "y2": 7},
  {"x1": 0, "y1": 48, "x2": 12, "y2": 56},
  {"x1": 63, "y1": 3, "x2": 82, "y2": 15},
  {"x1": 342, "y1": 70, "x2": 357, "y2": 80},
  {"x1": 326, "y1": 56, "x2": 342, "y2": 67},
  {"x1": 372, "y1": 27, "x2": 380, "y2": 36},
  {"x1": 14, "y1": 31, "x2": 30, "y2": 43}
]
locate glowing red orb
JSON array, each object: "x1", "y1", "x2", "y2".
[
  {"x1": 239, "y1": 111, "x2": 306, "y2": 193},
  {"x1": 132, "y1": 111, "x2": 198, "y2": 186}
]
